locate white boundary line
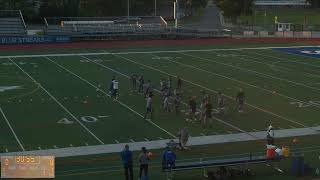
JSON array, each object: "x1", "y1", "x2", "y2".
[
  {"x1": 8, "y1": 58, "x2": 105, "y2": 145},
  {"x1": 84, "y1": 54, "x2": 253, "y2": 137},
  {"x1": 153, "y1": 54, "x2": 320, "y2": 109},
  {"x1": 111, "y1": 54, "x2": 308, "y2": 128},
  {"x1": 0, "y1": 106, "x2": 25, "y2": 151},
  {"x1": 0, "y1": 45, "x2": 319, "y2": 59},
  {"x1": 45, "y1": 56, "x2": 176, "y2": 139},
  {"x1": 182, "y1": 52, "x2": 320, "y2": 92}
]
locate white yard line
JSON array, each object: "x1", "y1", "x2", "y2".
[
  {"x1": 182, "y1": 52, "x2": 320, "y2": 93},
  {"x1": 112, "y1": 54, "x2": 308, "y2": 128},
  {"x1": 158, "y1": 55, "x2": 320, "y2": 109},
  {"x1": 8, "y1": 58, "x2": 105, "y2": 145},
  {"x1": 0, "y1": 106, "x2": 25, "y2": 151},
  {"x1": 84, "y1": 54, "x2": 250, "y2": 136},
  {"x1": 45, "y1": 56, "x2": 176, "y2": 139},
  {"x1": 0, "y1": 45, "x2": 318, "y2": 59}
]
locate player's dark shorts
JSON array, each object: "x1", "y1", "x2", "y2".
[
  {"x1": 191, "y1": 107, "x2": 196, "y2": 113},
  {"x1": 205, "y1": 112, "x2": 212, "y2": 118},
  {"x1": 146, "y1": 107, "x2": 152, "y2": 113},
  {"x1": 238, "y1": 100, "x2": 244, "y2": 105},
  {"x1": 112, "y1": 89, "x2": 118, "y2": 96}
]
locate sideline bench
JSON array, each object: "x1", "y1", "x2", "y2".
[{"x1": 163, "y1": 155, "x2": 282, "y2": 179}]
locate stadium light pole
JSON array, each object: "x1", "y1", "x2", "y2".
[
  {"x1": 174, "y1": 0, "x2": 178, "y2": 28},
  {"x1": 154, "y1": 0, "x2": 157, "y2": 16},
  {"x1": 127, "y1": 0, "x2": 130, "y2": 23}
]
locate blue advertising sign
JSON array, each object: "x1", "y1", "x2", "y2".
[{"x1": 0, "y1": 36, "x2": 71, "y2": 45}]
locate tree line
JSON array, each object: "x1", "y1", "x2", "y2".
[
  {"x1": 0, "y1": 0, "x2": 207, "y2": 22},
  {"x1": 215, "y1": 0, "x2": 320, "y2": 21}
]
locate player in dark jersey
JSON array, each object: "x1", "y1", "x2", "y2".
[
  {"x1": 236, "y1": 88, "x2": 245, "y2": 113},
  {"x1": 138, "y1": 75, "x2": 144, "y2": 93},
  {"x1": 203, "y1": 99, "x2": 213, "y2": 128},
  {"x1": 174, "y1": 94, "x2": 181, "y2": 115},
  {"x1": 217, "y1": 91, "x2": 225, "y2": 116},
  {"x1": 131, "y1": 74, "x2": 137, "y2": 91},
  {"x1": 144, "y1": 80, "x2": 152, "y2": 98},
  {"x1": 187, "y1": 96, "x2": 197, "y2": 122},
  {"x1": 199, "y1": 90, "x2": 208, "y2": 121},
  {"x1": 177, "y1": 76, "x2": 182, "y2": 89},
  {"x1": 160, "y1": 78, "x2": 166, "y2": 101},
  {"x1": 167, "y1": 76, "x2": 172, "y2": 96}
]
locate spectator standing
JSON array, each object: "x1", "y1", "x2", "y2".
[
  {"x1": 138, "y1": 147, "x2": 150, "y2": 179},
  {"x1": 121, "y1": 145, "x2": 133, "y2": 180},
  {"x1": 267, "y1": 125, "x2": 275, "y2": 145}
]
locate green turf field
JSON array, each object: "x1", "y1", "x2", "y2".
[{"x1": 0, "y1": 42, "x2": 320, "y2": 179}]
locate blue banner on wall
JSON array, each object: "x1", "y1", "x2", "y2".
[{"x1": 0, "y1": 36, "x2": 71, "y2": 45}]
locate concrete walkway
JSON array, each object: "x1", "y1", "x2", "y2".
[
  {"x1": 184, "y1": 0, "x2": 223, "y2": 29},
  {"x1": 1, "y1": 126, "x2": 319, "y2": 158}
]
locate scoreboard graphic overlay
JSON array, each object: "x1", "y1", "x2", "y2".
[{"x1": 1, "y1": 156, "x2": 55, "y2": 178}]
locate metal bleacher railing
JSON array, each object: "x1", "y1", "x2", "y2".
[
  {"x1": 254, "y1": 0, "x2": 308, "y2": 6},
  {"x1": 0, "y1": 10, "x2": 27, "y2": 36},
  {"x1": 43, "y1": 16, "x2": 223, "y2": 39}
]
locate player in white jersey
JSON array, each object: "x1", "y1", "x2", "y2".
[{"x1": 111, "y1": 78, "x2": 119, "y2": 100}]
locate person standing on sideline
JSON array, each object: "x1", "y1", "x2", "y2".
[
  {"x1": 138, "y1": 147, "x2": 150, "y2": 179},
  {"x1": 267, "y1": 124, "x2": 275, "y2": 145},
  {"x1": 144, "y1": 93, "x2": 153, "y2": 120},
  {"x1": 162, "y1": 146, "x2": 176, "y2": 177},
  {"x1": 121, "y1": 145, "x2": 133, "y2": 180}
]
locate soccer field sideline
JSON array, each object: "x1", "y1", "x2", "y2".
[
  {"x1": 1, "y1": 126, "x2": 319, "y2": 157},
  {"x1": 0, "y1": 45, "x2": 319, "y2": 59},
  {"x1": 0, "y1": 45, "x2": 319, "y2": 154}
]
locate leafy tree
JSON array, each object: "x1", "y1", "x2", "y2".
[
  {"x1": 0, "y1": 0, "x2": 37, "y2": 21},
  {"x1": 216, "y1": 0, "x2": 253, "y2": 21},
  {"x1": 306, "y1": 0, "x2": 320, "y2": 7}
]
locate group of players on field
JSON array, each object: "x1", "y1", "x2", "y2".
[{"x1": 109, "y1": 75, "x2": 245, "y2": 128}]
